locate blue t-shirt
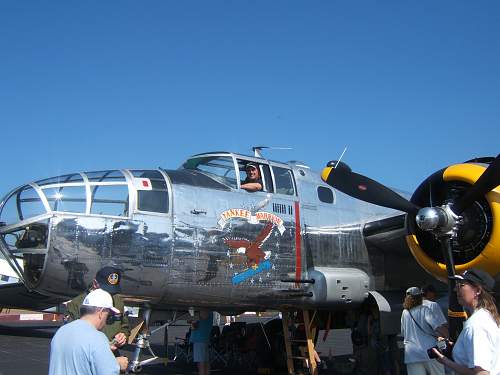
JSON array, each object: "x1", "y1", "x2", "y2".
[
  {"x1": 49, "y1": 319, "x2": 120, "y2": 375},
  {"x1": 189, "y1": 312, "x2": 214, "y2": 343}
]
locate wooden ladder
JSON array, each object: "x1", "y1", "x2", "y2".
[{"x1": 282, "y1": 310, "x2": 318, "y2": 375}]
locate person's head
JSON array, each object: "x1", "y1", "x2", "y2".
[
  {"x1": 403, "y1": 287, "x2": 423, "y2": 310},
  {"x1": 92, "y1": 266, "x2": 122, "y2": 295},
  {"x1": 421, "y1": 284, "x2": 437, "y2": 301},
  {"x1": 80, "y1": 288, "x2": 120, "y2": 330},
  {"x1": 199, "y1": 309, "x2": 210, "y2": 320},
  {"x1": 450, "y1": 268, "x2": 499, "y2": 325},
  {"x1": 245, "y1": 163, "x2": 260, "y2": 180}
]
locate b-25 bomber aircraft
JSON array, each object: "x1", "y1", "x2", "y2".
[{"x1": 0, "y1": 149, "x2": 498, "y2": 372}]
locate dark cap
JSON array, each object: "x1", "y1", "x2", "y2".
[
  {"x1": 245, "y1": 163, "x2": 258, "y2": 170},
  {"x1": 450, "y1": 268, "x2": 495, "y2": 292},
  {"x1": 95, "y1": 266, "x2": 122, "y2": 294},
  {"x1": 406, "y1": 287, "x2": 423, "y2": 296},
  {"x1": 421, "y1": 284, "x2": 437, "y2": 295}
]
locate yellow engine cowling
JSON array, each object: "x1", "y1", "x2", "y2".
[{"x1": 406, "y1": 162, "x2": 500, "y2": 282}]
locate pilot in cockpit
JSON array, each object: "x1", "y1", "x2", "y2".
[{"x1": 241, "y1": 163, "x2": 263, "y2": 192}]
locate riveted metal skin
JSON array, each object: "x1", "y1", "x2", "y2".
[{"x1": 0, "y1": 152, "x2": 438, "y2": 312}]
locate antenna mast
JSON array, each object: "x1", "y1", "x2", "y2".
[{"x1": 252, "y1": 146, "x2": 292, "y2": 158}]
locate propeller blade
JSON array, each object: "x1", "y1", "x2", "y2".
[
  {"x1": 321, "y1": 166, "x2": 420, "y2": 215},
  {"x1": 452, "y1": 154, "x2": 500, "y2": 215}
]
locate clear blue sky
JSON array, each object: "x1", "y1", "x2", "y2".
[{"x1": 1, "y1": 1, "x2": 498, "y2": 197}]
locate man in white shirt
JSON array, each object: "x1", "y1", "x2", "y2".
[{"x1": 422, "y1": 284, "x2": 449, "y2": 339}]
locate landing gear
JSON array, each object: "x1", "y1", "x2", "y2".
[{"x1": 127, "y1": 309, "x2": 161, "y2": 373}]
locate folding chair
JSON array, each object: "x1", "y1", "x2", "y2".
[
  {"x1": 173, "y1": 336, "x2": 192, "y2": 363},
  {"x1": 209, "y1": 326, "x2": 228, "y2": 368}
]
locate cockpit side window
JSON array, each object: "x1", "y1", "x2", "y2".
[
  {"x1": 236, "y1": 160, "x2": 273, "y2": 192},
  {"x1": 0, "y1": 185, "x2": 47, "y2": 225},
  {"x1": 44, "y1": 186, "x2": 86, "y2": 213},
  {"x1": 130, "y1": 170, "x2": 169, "y2": 214},
  {"x1": 272, "y1": 167, "x2": 296, "y2": 196},
  {"x1": 90, "y1": 185, "x2": 129, "y2": 217}
]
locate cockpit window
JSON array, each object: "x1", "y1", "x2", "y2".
[
  {"x1": 85, "y1": 170, "x2": 126, "y2": 182},
  {"x1": 35, "y1": 173, "x2": 84, "y2": 186},
  {"x1": 181, "y1": 156, "x2": 237, "y2": 189},
  {"x1": 236, "y1": 159, "x2": 273, "y2": 192},
  {"x1": 131, "y1": 170, "x2": 169, "y2": 213},
  {"x1": 272, "y1": 167, "x2": 296, "y2": 195},
  {"x1": 0, "y1": 185, "x2": 47, "y2": 225},
  {"x1": 90, "y1": 185, "x2": 129, "y2": 216},
  {"x1": 43, "y1": 186, "x2": 87, "y2": 213}
]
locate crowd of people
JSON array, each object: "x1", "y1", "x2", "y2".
[
  {"x1": 47, "y1": 265, "x2": 499, "y2": 375},
  {"x1": 401, "y1": 268, "x2": 500, "y2": 375}
]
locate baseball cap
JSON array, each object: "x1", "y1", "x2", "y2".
[
  {"x1": 406, "y1": 287, "x2": 423, "y2": 296},
  {"x1": 245, "y1": 163, "x2": 258, "y2": 170},
  {"x1": 82, "y1": 289, "x2": 120, "y2": 314},
  {"x1": 449, "y1": 268, "x2": 495, "y2": 292},
  {"x1": 95, "y1": 266, "x2": 122, "y2": 294},
  {"x1": 421, "y1": 284, "x2": 437, "y2": 294}
]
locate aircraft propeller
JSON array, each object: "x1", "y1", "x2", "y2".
[{"x1": 322, "y1": 154, "x2": 500, "y2": 339}]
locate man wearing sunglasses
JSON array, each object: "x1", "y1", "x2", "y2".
[
  {"x1": 66, "y1": 266, "x2": 130, "y2": 353},
  {"x1": 49, "y1": 289, "x2": 129, "y2": 374}
]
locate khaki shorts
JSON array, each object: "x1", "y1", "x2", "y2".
[{"x1": 406, "y1": 359, "x2": 445, "y2": 375}]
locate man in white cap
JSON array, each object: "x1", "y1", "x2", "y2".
[{"x1": 49, "y1": 289, "x2": 129, "y2": 375}]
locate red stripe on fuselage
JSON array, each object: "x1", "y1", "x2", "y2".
[{"x1": 294, "y1": 201, "x2": 302, "y2": 282}]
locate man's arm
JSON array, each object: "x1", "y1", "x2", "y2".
[
  {"x1": 115, "y1": 296, "x2": 131, "y2": 337},
  {"x1": 92, "y1": 337, "x2": 122, "y2": 375},
  {"x1": 241, "y1": 182, "x2": 262, "y2": 191},
  {"x1": 435, "y1": 324, "x2": 449, "y2": 339},
  {"x1": 109, "y1": 295, "x2": 131, "y2": 349},
  {"x1": 65, "y1": 293, "x2": 85, "y2": 321},
  {"x1": 434, "y1": 351, "x2": 489, "y2": 375}
]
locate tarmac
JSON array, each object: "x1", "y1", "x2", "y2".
[
  {"x1": 0, "y1": 321, "x2": 297, "y2": 375},
  {"x1": 0, "y1": 320, "x2": 361, "y2": 375},
  {"x1": 0, "y1": 321, "x2": 208, "y2": 375}
]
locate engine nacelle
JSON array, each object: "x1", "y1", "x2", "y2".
[
  {"x1": 308, "y1": 267, "x2": 369, "y2": 307},
  {"x1": 406, "y1": 162, "x2": 500, "y2": 282}
]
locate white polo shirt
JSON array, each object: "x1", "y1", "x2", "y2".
[
  {"x1": 452, "y1": 308, "x2": 500, "y2": 375},
  {"x1": 401, "y1": 304, "x2": 442, "y2": 363},
  {"x1": 423, "y1": 299, "x2": 447, "y2": 328}
]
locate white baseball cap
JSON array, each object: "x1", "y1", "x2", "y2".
[
  {"x1": 82, "y1": 289, "x2": 120, "y2": 314},
  {"x1": 406, "y1": 287, "x2": 423, "y2": 296}
]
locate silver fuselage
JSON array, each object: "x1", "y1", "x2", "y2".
[{"x1": 0, "y1": 152, "x2": 423, "y2": 311}]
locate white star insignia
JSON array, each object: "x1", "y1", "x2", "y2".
[
  {"x1": 266, "y1": 272, "x2": 271, "y2": 277},
  {"x1": 272, "y1": 265, "x2": 276, "y2": 270},
  {"x1": 259, "y1": 277, "x2": 263, "y2": 283},
  {"x1": 250, "y1": 278, "x2": 254, "y2": 284},
  {"x1": 229, "y1": 263, "x2": 234, "y2": 269}
]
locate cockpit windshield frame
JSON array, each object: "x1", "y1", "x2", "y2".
[
  {"x1": 180, "y1": 153, "x2": 241, "y2": 189},
  {"x1": 0, "y1": 169, "x2": 173, "y2": 234}
]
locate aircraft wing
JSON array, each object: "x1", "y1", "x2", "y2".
[
  {"x1": 362, "y1": 214, "x2": 439, "y2": 289},
  {"x1": 363, "y1": 214, "x2": 409, "y2": 254},
  {"x1": 0, "y1": 282, "x2": 66, "y2": 311}
]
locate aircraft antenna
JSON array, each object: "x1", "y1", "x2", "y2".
[
  {"x1": 253, "y1": 146, "x2": 292, "y2": 158},
  {"x1": 334, "y1": 146, "x2": 348, "y2": 169}
]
